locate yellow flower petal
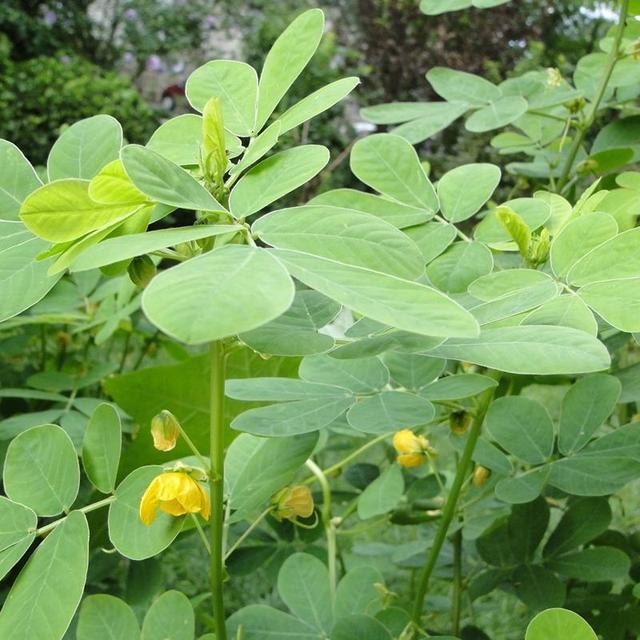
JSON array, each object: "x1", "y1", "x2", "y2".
[
  {"x1": 397, "y1": 453, "x2": 425, "y2": 468},
  {"x1": 139, "y1": 476, "x2": 162, "y2": 525}
]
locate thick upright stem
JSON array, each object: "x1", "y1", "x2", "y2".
[
  {"x1": 209, "y1": 341, "x2": 227, "y2": 640},
  {"x1": 411, "y1": 381, "x2": 499, "y2": 627},
  {"x1": 556, "y1": 0, "x2": 630, "y2": 192},
  {"x1": 452, "y1": 528, "x2": 463, "y2": 636}
]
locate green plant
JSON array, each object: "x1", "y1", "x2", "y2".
[{"x1": 1, "y1": 3, "x2": 640, "y2": 640}]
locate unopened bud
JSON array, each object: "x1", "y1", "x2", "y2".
[
  {"x1": 473, "y1": 465, "x2": 491, "y2": 487},
  {"x1": 392, "y1": 429, "x2": 435, "y2": 468},
  {"x1": 271, "y1": 485, "x2": 314, "y2": 522},
  {"x1": 128, "y1": 255, "x2": 156, "y2": 288},
  {"x1": 449, "y1": 411, "x2": 471, "y2": 435},
  {"x1": 150, "y1": 410, "x2": 181, "y2": 452}
]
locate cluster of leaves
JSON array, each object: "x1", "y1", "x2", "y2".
[{"x1": 1, "y1": 3, "x2": 640, "y2": 640}]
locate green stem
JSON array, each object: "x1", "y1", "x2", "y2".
[
  {"x1": 35, "y1": 496, "x2": 115, "y2": 536},
  {"x1": 191, "y1": 513, "x2": 211, "y2": 554},
  {"x1": 177, "y1": 423, "x2": 209, "y2": 472},
  {"x1": 411, "y1": 380, "x2": 499, "y2": 627},
  {"x1": 224, "y1": 507, "x2": 271, "y2": 560},
  {"x1": 556, "y1": 0, "x2": 630, "y2": 192},
  {"x1": 209, "y1": 341, "x2": 228, "y2": 640},
  {"x1": 452, "y1": 528, "x2": 463, "y2": 636},
  {"x1": 306, "y1": 459, "x2": 337, "y2": 603}
]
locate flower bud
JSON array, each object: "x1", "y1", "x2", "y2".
[
  {"x1": 393, "y1": 429, "x2": 434, "y2": 468},
  {"x1": 271, "y1": 484, "x2": 314, "y2": 522},
  {"x1": 449, "y1": 411, "x2": 471, "y2": 435},
  {"x1": 128, "y1": 255, "x2": 156, "y2": 288},
  {"x1": 150, "y1": 410, "x2": 181, "y2": 452},
  {"x1": 473, "y1": 465, "x2": 491, "y2": 487}
]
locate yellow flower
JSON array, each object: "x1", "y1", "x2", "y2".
[
  {"x1": 272, "y1": 485, "x2": 314, "y2": 522},
  {"x1": 139, "y1": 471, "x2": 210, "y2": 525},
  {"x1": 393, "y1": 429, "x2": 433, "y2": 468},
  {"x1": 150, "y1": 410, "x2": 181, "y2": 452}
]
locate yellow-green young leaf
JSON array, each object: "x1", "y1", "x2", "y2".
[
  {"x1": 525, "y1": 609, "x2": 597, "y2": 640},
  {"x1": 88, "y1": 159, "x2": 149, "y2": 205},
  {"x1": 276, "y1": 77, "x2": 360, "y2": 134},
  {"x1": 496, "y1": 206, "x2": 531, "y2": 256},
  {"x1": 141, "y1": 591, "x2": 194, "y2": 640},
  {"x1": 3, "y1": 424, "x2": 80, "y2": 517},
  {"x1": 76, "y1": 595, "x2": 140, "y2": 640},
  {"x1": 202, "y1": 97, "x2": 227, "y2": 181},
  {"x1": 20, "y1": 179, "x2": 142, "y2": 243},
  {"x1": 256, "y1": 9, "x2": 325, "y2": 130},
  {"x1": 186, "y1": 60, "x2": 258, "y2": 137},
  {"x1": 108, "y1": 466, "x2": 185, "y2": 560},
  {"x1": 147, "y1": 114, "x2": 202, "y2": 165},
  {"x1": 47, "y1": 115, "x2": 122, "y2": 181},
  {"x1": 230, "y1": 145, "x2": 329, "y2": 218},
  {"x1": 120, "y1": 145, "x2": 225, "y2": 212},
  {"x1": 142, "y1": 245, "x2": 295, "y2": 344},
  {"x1": 82, "y1": 403, "x2": 122, "y2": 494},
  {"x1": 0, "y1": 140, "x2": 42, "y2": 220},
  {"x1": 0, "y1": 511, "x2": 89, "y2": 640}
]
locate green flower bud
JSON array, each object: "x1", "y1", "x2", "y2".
[
  {"x1": 128, "y1": 255, "x2": 156, "y2": 288},
  {"x1": 151, "y1": 410, "x2": 181, "y2": 452}
]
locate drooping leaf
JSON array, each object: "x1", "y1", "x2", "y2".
[
  {"x1": 82, "y1": 403, "x2": 122, "y2": 494},
  {"x1": 142, "y1": 245, "x2": 295, "y2": 344}
]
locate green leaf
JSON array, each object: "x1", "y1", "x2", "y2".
[
  {"x1": 226, "y1": 432, "x2": 318, "y2": 521},
  {"x1": 526, "y1": 609, "x2": 597, "y2": 640},
  {"x1": 142, "y1": 245, "x2": 295, "y2": 344},
  {"x1": 567, "y1": 227, "x2": 640, "y2": 285},
  {"x1": 543, "y1": 497, "x2": 612, "y2": 558},
  {"x1": 230, "y1": 145, "x2": 329, "y2": 218},
  {"x1": 141, "y1": 591, "x2": 194, "y2": 640},
  {"x1": 3, "y1": 424, "x2": 79, "y2": 517},
  {"x1": 466, "y1": 96, "x2": 528, "y2": 132},
  {"x1": 256, "y1": 8, "x2": 325, "y2": 130},
  {"x1": 300, "y1": 354, "x2": 389, "y2": 393},
  {"x1": 47, "y1": 115, "x2": 122, "y2": 181},
  {"x1": 382, "y1": 353, "x2": 445, "y2": 390},
  {"x1": 346, "y1": 391, "x2": 435, "y2": 434},
  {"x1": 0, "y1": 534, "x2": 35, "y2": 582},
  {"x1": 108, "y1": 466, "x2": 185, "y2": 560},
  {"x1": 350, "y1": 134, "x2": 438, "y2": 212},
  {"x1": 427, "y1": 326, "x2": 610, "y2": 375},
  {"x1": 20, "y1": 179, "x2": 141, "y2": 243},
  {"x1": 147, "y1": 114, "x2": 202, "y2": 165},
  {"x1": 335, "y1": 567, "x2": 384, "y2": 620},
  {"x1": 437, "y1": 163, "x2": 501, "y2": 222},
  {"x1": 360, "y1": 101, "x2": 451, "y2": 124},
  {"x1": 274, "y1": 250, "x2": 479, "y2": 338},
  {"x1": 426, "y1": 241, "x2": 493, "y2": 293},
  {"x1": 82, "y1": 403, "x2": 121, "y2": 494},
  {"x1": 239, "y1": 289, "x2": 339, "y2": 357},
  {"x1": 558, "y1": 375, "x2": 621, "y2": 455},
  {"x1": 0, "y1": 140, "x2": 42, "y2": 220},
  {"x1": 310, "y1": 189, "x2": 430, "y2": 229},
  {"x1": 486, "y1": 396, "x2": 554, "y2": 464},
  {"x1": 77, "y1": 595, "x2": 140, "y2": 640},
  {"x1": 522, "y1": 295, "x2": 598, "y2": 336},
  {"x1": 546, "y1": 547, "x2": 630, "y2": 582},
  {"x1": 0, "y1": 511, "x2": 89, "y2": 640},
  {"x1": 495, "y1": 206, "x2": 531, "y2": 255},
  {"x1": 495, "y1": 468, "x2": 549, "y2": 505},
  {"x1": 357, "y1": 465, "x2": 404, "y2": 519},
  {"x1": 226, "y1": 378, "x2": 343, "y2": 401},
  {"x1": 617, "y1": 362, "x2": 640, "y2": 403},
  {"x1": 421, "y1": 0, "x2": 472, "y2": 14},
  {"x1": 232, "y1": 395, "x2": 354, "y2": 437},
  {"x1": 578, "y1": 278, "x2": 640, "y2": 332},
  {"x1": 332, "y1": 615, "x2": 392, "y2": 640},
  {"x1": 0, "y1": 221, "x2": 61, "y2": 322},
  {"x1": 71, "y1": 224, "x2": 241, "y2": 272},
  {"x1": 186, "y1": 60, "x2": 258, "y2": 136},
  {"x1": 227, "y1": 605, "x2": 319, "y2": 640},
  {"x1": 278, "y1": 554, "x2": 333, "y2": 633},
  {"x1": 88, "y1": 159, "x2": 149, "y2": 206},
  {"x1": 277, "y1": 77, "x2": 360, "y2": 134},
  {"x1": 404, "y1": 221, "x2": 456, "y2": 262},
  {"x1": 121, "y1": 144, "x2": 224, "y2": 212},
  {"x1": 421, "y1": 373, "x2": 498, "y2": 401},
  {"x1": 426, "y1": 67, "x2": 500, "y2": 105},
  {"x1": 253, "y1": 205, "x2": 425, "y2": 279},
  {"x1": 0, "y1": 497, "x2": 36, "y2": 554},
  {"x1": 514, "y1": 565, "x2": 566, "y2": 610},
  {"x1": 550, "y1": 213, "x2": 618, "y2": 279},
  {"x1": 230, "y1": 122, "x2": 281, "y2": 177}
]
